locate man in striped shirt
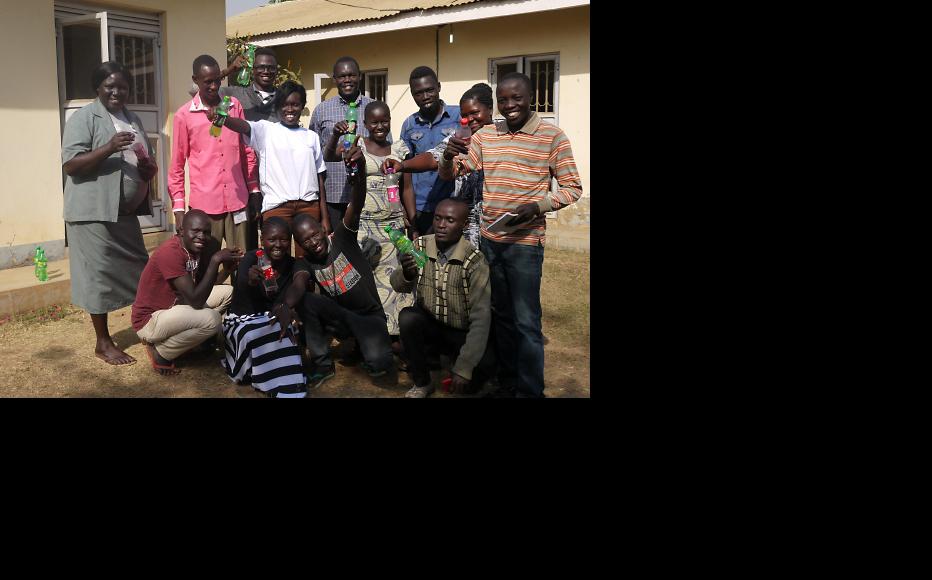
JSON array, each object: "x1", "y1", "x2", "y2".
[{"x1": 440, "y1": 72, "x2": 583, "y2": 398}]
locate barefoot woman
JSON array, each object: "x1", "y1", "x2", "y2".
[{"x1": 61, "y1": 61, "x2": 157, "y2": 365}]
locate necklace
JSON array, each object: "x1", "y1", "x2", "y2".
[{"x1": 181, "y1": 243, "x2": 199, "y2": 283}]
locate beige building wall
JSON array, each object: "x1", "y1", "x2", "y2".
[
  {"x1": 276, "y1": 5, "x2": 590, "y2": 237},
  {"x1": 0, "y1": 0, "x2": 226, "y2": 268}
]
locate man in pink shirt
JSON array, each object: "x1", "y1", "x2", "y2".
[{"x1": 169, "y1": 54, "x2": 260, "y2": 252}]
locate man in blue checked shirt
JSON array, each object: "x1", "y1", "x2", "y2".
[
  {"x1": 308, "y1": 56, "x2": 385, "y2": 231},
  {"x1": 399, "y1": 66, "x2": 461, "y2": 236}
]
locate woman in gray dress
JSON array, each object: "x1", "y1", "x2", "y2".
[{"x1": 62, "y1": 61, "x2": 157, "y2": 365}]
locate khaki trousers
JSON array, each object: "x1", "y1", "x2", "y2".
[
  {"x1": 207, "y1": 210, "x2": 249, "y2": 252},
  {"x1": 136, "y1": 285, "x2": 233, "y2": 361}
]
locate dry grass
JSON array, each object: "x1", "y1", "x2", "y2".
[{"x1": 0, "y1": 248, "x2": 589, "y2": 398}]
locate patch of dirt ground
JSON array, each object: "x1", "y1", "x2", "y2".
[{"x1": 0, "y1": 248, "x2": 589, "y2": 398}]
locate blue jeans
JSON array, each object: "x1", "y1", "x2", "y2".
[{"x1": 481, "y1": 238, "x2": 545, "y2": 398}]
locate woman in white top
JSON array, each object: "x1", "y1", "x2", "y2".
[{"x1": 217, "y1": 81, "x2": 330, "y2": 257}]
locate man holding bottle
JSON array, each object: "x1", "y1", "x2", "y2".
[{"x1": 169, "y1": 54, "x2": 259, "y2": 253}]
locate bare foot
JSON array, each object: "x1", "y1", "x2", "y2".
[
  {"x1": 95, "y1": 340, "x2": 137, "y2": 365},
  {"x1": 143, "y1": 343, "x2": 181, "y2": 376}
]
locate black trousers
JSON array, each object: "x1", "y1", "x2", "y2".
[
  {"x1": 298, "y1": 293, "x2": 393, "y2": 373},
  {"x1": 398, "y1": 306, "x2": 495, "y2": 392}
]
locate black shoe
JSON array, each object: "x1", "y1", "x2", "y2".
[
  {"x1": 482, "y1": 383, "x2": 517, "y2": 398},
  {"x1": 307, "y1": 365, "x2": 336, "y2": 390}
]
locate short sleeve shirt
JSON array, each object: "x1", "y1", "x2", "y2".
[{"x1": 294, "y1": 222, "x2": 383, "y2": 315}]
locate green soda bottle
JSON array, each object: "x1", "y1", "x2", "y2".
[
  {"x1": 384, "y1": 226, "x2": 427, "y2": 268},
  {"x1": 36, "y1": 247, "x2": 48, "y2": 282},
  {"x1": 236, "y1": 45, "x2": 256, "y2": 86},
  {"x1": 209, "y1": 96, "x2": 232, "y2": 138},
  {"x1": 34, "y1": 246, "x2": 41, "y2": 278},
  {"x1": 344, "y1": 101, "x2": 358, "y2": 149}
]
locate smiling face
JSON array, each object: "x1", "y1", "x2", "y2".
[
  {"x1": 410, "y1": 75, "x2": 441, "y2": 119},
  {"x1": 364, "y1": 105, "x2": 391, "y2": 143},
  {"x1": 293, "y1": 219, "x2": 328, "y2": 262},
  {"x1": 333, "y1": 61, "x2": 360, "y2": 100},
  {"x1": 279, "y1": 90, "x2": 305, "y2": 128},
  {"x1": 496, "y1": 78, "x2": 531, "y2": 131},
  {"x1": 193, "y1": 64, "x2": 222, "y2": 105},
  {"x1": 252, "y1": 53, "x2": 278, "y2": 91},
  {"x1": 97, "y1": 73, "x2": 130, "y2": 113},
  {"x1": 182, "y1": 213, "x2": 211, "y2": 256},
  {"x1": 261, "y1": 223, "x2": 291, "y2": 262},
  {"x1": 459, "y1": 97, "x2": 493, "y2": 134}
]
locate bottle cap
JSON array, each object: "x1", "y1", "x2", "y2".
[
  {"x1": 255, "y1": 249, "x2": 264, "y2": 256},
  {"x1": 460, "y1": 117, "x2": 468, "y2": 125}
]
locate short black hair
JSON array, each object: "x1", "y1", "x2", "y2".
[
  {"x1": 292, "y1": 213, "x2": 320, "y2": 230},
  {"x1": 254, "y1": 47, "x2": 277, "y2": 60},
  {"x1": 364, "y1": 100, "x2": 389, "y2": 121},
  {"x1": 192, "y1": 54, "x2": 220, "y2": 76},
  {"x1": 262, "y1": 216, "x2": 291, "y2": 236},
  {"x1": 333, "y1": 56, "x2": 360, "y2": 75},
  {"x1": 409, "y1": 66, "x2": 438, "y2": 84},
  {"x1": 275, "y1": 80, "x2": 306, "y2": 110},
  {"x1": 91, "y1": 61, "x2": 132, "y2": 92},
  {"x1": 460, "y1": 82, "x2": 493, "y2": 110},
  {"x1": 498, "y1": 72, "x2": 532, "y2": 94}
]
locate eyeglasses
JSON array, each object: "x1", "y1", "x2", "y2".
[{"x1": 254, "y1": 65, "x2": 278, "y2": 72}]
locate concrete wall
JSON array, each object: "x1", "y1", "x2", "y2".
[
  {"x1": 275, "y1": 5, "x2": 590, "y2": 249},
  {"x1": 0, "y1": 0, "x2": 226, "y2": 269}
]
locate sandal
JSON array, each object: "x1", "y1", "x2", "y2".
[{"x1": 143, "y1": 342, "x2": 180, "y2": 376}]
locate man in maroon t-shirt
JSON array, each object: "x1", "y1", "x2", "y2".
[{"x1": 132, "y1": 209, "x2": 243, "y2": 375}]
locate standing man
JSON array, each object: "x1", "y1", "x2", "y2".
[
  {"x1": 440, "y1": 72, "x2": 583, "y2": 398},
  {"x1": 221, "y1": 47, "x2": 281, "y2": 250},
  {"x1": 399, "y1": 66, "x2": 460, "y2": 235},
  {"x1": 169, "y1": 54, "x2": 259, "y2": 252},
  {"x1": 308, "y1": 56, "x2": 380, "y2": 231},
  {"x1": 220, "y1": 47, "x2": 281, "y2": 122}
]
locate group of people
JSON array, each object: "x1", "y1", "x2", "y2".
[{"x1": 61, "y1": 48, "x2": 582, "y2": 398}]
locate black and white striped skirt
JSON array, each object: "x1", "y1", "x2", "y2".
[{"x1": 222, "y1": 312, "x2": 306, "y2": 397}]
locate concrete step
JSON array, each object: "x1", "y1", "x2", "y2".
[{"x1": 0, "y1": 258, "x2": 72, "y2": 317}]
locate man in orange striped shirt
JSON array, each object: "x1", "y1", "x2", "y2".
[{"x1": 440, "y1": 72, "x2": 582, "y2": 398}]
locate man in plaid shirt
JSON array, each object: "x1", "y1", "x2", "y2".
[{"x1": 308, "y1": 56, "x2": 387, "y2": 230}]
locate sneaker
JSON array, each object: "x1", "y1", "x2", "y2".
[
  {"x1": 405, "y1": 384, "x2": 435, "y2": 398},
  {"x1": 362, "y1": 362, "x2": 387, "y2": 378},
  {"x1": 307, "y1": 365, "x2": 336, "y2": 390}
]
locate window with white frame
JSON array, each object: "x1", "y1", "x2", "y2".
[
  {"x1": 489, "y1": 54, "x2": 559, "y2": 124},
  {"x1": 362, "y1": 69, "x2": 387, "y2": 103}
]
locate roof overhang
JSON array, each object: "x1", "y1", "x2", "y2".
[{"x1": 251, "y1": 0, "x2": 589, "y2": 47}]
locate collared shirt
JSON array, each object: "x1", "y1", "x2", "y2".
[
  {"x1": 389, "y1": 234, "x2": 491, "y2": 380},
  {"x1": 168, "y1": 94, "x2": 259, "y2": 215},
  {"x1": 399, "y1": 101, "x2": 461, "y2": 212},
  {"x1": 308, "y1": 93, "x2": 384, "y2": 204},
  {"x1": 219, "y1": 84, "x2": 279, "y2": 122},
  {"x1": 457, "y1": 112, "x2": 582, "y2": 247},
  {"x1": 61, "y1": 99, "x2": 154, "y2": 222},
  {"x1": 437, "y1": 243, "x2": 455, "y2": 267}
]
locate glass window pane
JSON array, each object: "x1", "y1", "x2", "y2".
[
  {"x1": 114, "y1": 34, "x2": 156, "y2": 105},
  {"x1": 528, "y1": 59, "x2": 555, "y2": 114},
  {"x1": 63, "y1": 23, "x2": 102, "y2": 100}
]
